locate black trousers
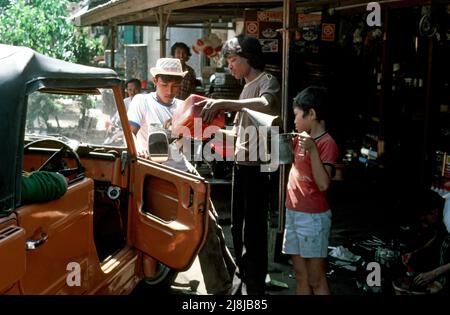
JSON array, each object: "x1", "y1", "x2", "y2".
[
  {"x1": 231, "y1": 164, "x2": 269, "y2": 294},
  {"x1": 198, "y1": 202, "x2": 237, "y2": 294}
]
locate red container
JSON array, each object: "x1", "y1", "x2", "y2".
[{"x1": 172, "y1": 94, "x2": 225, "y2": 140}]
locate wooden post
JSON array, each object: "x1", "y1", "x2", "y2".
[
  {"x1": 278, "y1": 0, "x2": 296, "y2": 233},
  {"x1": 156, "y1": 7, "x2": 171, "y2": 57},
  {"x1": 111, "y1": 25, "x2": 116, "y2": 69},
  {"x1": 423, "y1": 37, "x2": 434, "y2": 184},
  {"x1": 379, "y1": 9, "x2": 391, "y2": 163}
]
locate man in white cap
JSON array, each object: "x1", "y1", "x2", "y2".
[
  {"x1": 127, "y1": 58, "x2": 187, "y2": 157},
  {"x1": 127, "y1": 58, "x2": 236, "y2": 295}
]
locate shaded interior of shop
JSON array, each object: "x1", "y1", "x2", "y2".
[
  {"x1": 280, "y1": 2, "x2": 450, "y2": 224},
  {"x1": 79, "y1": 0, "x2": 450, "y2": 294},
  {"x1": 79, "y1": 0, "x2": 449, "y2": 207}
]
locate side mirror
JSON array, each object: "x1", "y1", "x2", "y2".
[{"x1": 148, "y1": 131, "x2": 169, "y2": 163}]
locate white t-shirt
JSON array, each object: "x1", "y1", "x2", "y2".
[
  {"x1": 127, "y1": 92, "x2": 182, "y2": 149},
  {"x1": 123, "y1": 96, "x2": 132, "y2": 110}
]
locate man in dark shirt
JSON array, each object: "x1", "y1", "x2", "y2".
[
  {"x1": 200, "y1": 34, "x2": 281, "y2": 295},
  {"x1": 171, "y1": 42, "x2": 197, "y2": 100}
]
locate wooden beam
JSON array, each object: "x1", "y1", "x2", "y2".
[
  {"x1": 111, "y1": 9, "x2": 240, "y2": 26},
  {"x1": 80, "y1": 0, "x2": 285, "y2": 25},
  {"x1": 168, "y1": 24, "x2": 235, "y2": 29},
  {"x1": 163, "y1": 0, "x2": 282, "y2": 12},
  {"x1": 80, "y1": 0, "x2": 439, "y2": 26},
  {"x1": 111, "y1": 9, "x2": 156, "y2": 25},
  {"x1": 333, "y1": 0, "x2": 433, "y2": 12},
  {"x1": 296, "y1": 0, "x2": 434, "y2": 11},
  {"x1": 80, "y1": 0, "x2": 180, "y2": 26}
]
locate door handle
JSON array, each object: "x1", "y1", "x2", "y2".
[{"x1": 26, "y1": 233, "x2": 48, "y2": 250}]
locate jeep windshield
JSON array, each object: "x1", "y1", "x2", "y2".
[{"x1": 25, "y1": 88, "x2": 126, "y2": 148}]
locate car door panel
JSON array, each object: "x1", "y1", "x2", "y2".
[
  {"x1": 89, "y1": 249, "x2": 140, "y2": 295},
  {"x1": 130, "y1": 159, "x2": 208, "y2": 270},
  {"x1": 15, "y1": 178, "x2": 94, "y2": 294},
  {"x1": 0, "y1": 214, "x2": 26, "y2": 294}
]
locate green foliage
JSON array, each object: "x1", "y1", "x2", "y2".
[
  {"x1": 0, "y1": 0, "x2": 103, "y2": 65},
  {"x1": 2, "y1": 0, "x2": 104, "y2": 132},
  {"x1": 27, "y1": 93, "x2": 63, "y2": 133},
  {"x1": 0, "y1": 0, "x2": 10, "y2": 10},
  {"x1": 72, "y1": 28, "x2": 104, "y2": 65}
]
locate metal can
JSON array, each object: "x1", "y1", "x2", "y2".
[
  {"x1": 435, "y1": 151, "x2": 446, "y2": 177},
  {"x1": 444, "y1": 153, "x2": 450, "y2": 179}
]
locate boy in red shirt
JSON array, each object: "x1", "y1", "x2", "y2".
[{"x1": 283, "y1": 86, "x2": 338, "y2": 295}]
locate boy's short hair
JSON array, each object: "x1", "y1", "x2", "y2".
[
  {"x1": 222, "y1": 34, "x2": 265, "y2": 71},
  {"x1": 293, "y1": 86, "x2": 329, "y2": 121},
  {"x1": 155, "y1": 74, "x2": 183, "y2": 84},
  {"x1": 125, "y1": 78, "x2": 141, "y2": 90}
]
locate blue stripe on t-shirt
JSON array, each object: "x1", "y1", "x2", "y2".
[{"x1": 129, "y1": 120, "x2": 140, "y2": 128}]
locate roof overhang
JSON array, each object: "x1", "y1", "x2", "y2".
[
  {"x1": 75, "y1": 0, "x2": 284, "y2": 27},
  {"x1": 74, "y1": 0, "x2": 439, "y2": 27}
]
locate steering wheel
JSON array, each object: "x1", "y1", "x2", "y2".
[{"x1": 23, "y1": 139, "x2": 84, "y2": 180}]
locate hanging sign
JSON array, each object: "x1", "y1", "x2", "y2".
[
  {"x1": 246, "y1": 21, "x2": 259, "y2": 37},
  {"x1": 321, "y1": 23, "x2": 336, "y2": 41}
]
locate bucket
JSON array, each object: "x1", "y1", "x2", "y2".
[
  {"x1": 392, "y1": 278, "x2": 443, "y2": 295},
  {"x1": 277, "y1": 133, "x2": 294, "y2": 165}
]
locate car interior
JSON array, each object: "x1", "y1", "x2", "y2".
[
  {"x1": 21, "y1": 89, "x2": 131, "y2": 262},
  {"x1": 22, "y1": 138, "x2": 130, "y2": 262}
]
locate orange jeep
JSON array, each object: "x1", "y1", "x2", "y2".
[{"x1": 0, "y1": 45, "x2": 208, "y2": 294}]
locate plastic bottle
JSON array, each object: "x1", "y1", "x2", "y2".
[{"x1": 297, "y1": 131, "x2": 309, "y2": 160}]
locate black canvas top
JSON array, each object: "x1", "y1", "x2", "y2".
[{"x1": 0, "y1": 44, "x2": 121, "y2": 213}]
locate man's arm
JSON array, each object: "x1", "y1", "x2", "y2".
[
  {"x1": 130, "y1": 124, "x2": 149, "y2": 158},
  {"x1": 199, "y1": 94, "x2": 276, "y2": 124},
  {"x1": 403, "y1": 232, "x2": 439, "y2": 265},
  {"x1": 130, "y1": 124, "x2": 139, "y2": 136},
  {"x1": 307, "y1": 142, "x2": 333, "y2": 192},
  {"x1": 414, "y1": 262, "x2": 450, "y2": 287}
]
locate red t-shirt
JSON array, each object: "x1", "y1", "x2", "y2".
[{"x1": 285, "y1": 132, "x2": 338, "y2": 213}]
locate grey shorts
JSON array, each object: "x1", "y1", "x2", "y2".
[{"x1": 282, "y1": 208, "x2": 332, "y2": 258}]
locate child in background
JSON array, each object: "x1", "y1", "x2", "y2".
[
  {"x1": 401, "y1": 190, "x2": 450, "y2": 292},
  {"x1": 282, "y1": 86, "x2": 338, "y2": 295}
]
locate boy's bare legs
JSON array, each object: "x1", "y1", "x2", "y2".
[
  {"x1": 306, "y1": 258, "x2": 330, "y2": 295},
  {"x1": 292, "y1": 256, "x2": 330, "y2": 295},
  {"x1": 292, "y1": 255, "x2": 312, "y2": 294}
]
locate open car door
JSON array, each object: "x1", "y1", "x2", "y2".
[{"x1": 129, "y1": 158, "x2": 209, "y2": 270}]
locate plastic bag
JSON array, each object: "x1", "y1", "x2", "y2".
[{"x1": 172, "y1": 94, "x2": 225, "y2": 140}]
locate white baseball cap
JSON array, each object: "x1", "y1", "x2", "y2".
[{"x1": 150, "y1": 58, "x2": 188, "y2": 78}]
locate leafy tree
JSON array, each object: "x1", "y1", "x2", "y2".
[
  {"x1": 1, "y1": 0, "x2": 104, "y2": 130},
  {"x1": 0, "y1": 0, "x2": 103, "y2": 65},
  {"x1": 0, "y1": 0, "x2": 10, "y2": 10}
]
